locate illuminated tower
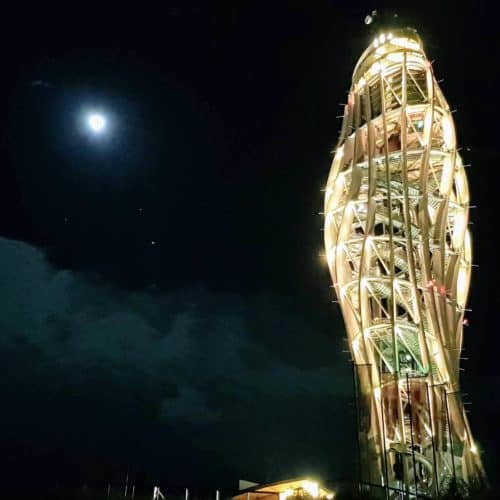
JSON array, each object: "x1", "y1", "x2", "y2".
[{"x1": 323, "y1": 28, "x2": 485, "y2": 497}]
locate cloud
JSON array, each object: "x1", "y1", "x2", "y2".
[
  {"x1": 160, "y1": 387, "x2": 219, "y2": 423},
  {"x1": 0, "y1": 237, "x2": 354, "y2": 485},
  {"x1": 30, "y1": 80, "x2": 53, "y2": 88}
]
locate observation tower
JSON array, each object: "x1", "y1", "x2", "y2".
[{"x1": 323, "y1": 27, "x2": 485, "y2": 497}]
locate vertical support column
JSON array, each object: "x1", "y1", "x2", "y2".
[
  {"x1": 425, "y1": 383, "x2": 440, "y2": 496},
  {"x1": 400, "y1": 54, "x2": 432, "y2": 377},
  {"x1": 406, "y1": 374, "x2": 418, "y2": 497},
  {"x1": 379, "y1": 71, "x2": 407, "y2": 496},
  {"x1": 444, "y1": 389, "x2": 457, "y2": 483}
]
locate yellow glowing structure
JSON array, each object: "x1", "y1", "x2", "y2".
[
  {"x1": 233, "y1": 478, "x2": 334, "y2": 500},
  {"x1": 324, "y1": 28, "x2": 485, "y2": 497}
]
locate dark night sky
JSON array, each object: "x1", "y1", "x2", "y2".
[{"x1": 0, "y1": 3, "x2": 499, "y2": 495}]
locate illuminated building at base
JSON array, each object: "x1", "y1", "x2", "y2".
[
  {"x1": 323, "y1": 27, "x2": 486, "y2": 497},
  {"x1": 233, "y1": 478, "x2": 334, "y2": 500}
]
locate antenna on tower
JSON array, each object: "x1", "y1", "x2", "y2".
[
  {"x1": 364, "y1": 10, "x2": 378, "y2": 25},
  {"x1": 364, "y1": 10, "x2": 402, "y2": 33}
]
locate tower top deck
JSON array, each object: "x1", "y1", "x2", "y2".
[{"x1": 352, "y1": 27, "x2": 423, "y2": 84}]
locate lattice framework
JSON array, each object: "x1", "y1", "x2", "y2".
[{"x1": 324, "y1": 28, "x2": 485, "y2": 497}]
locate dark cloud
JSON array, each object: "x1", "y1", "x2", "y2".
[
  {"x1": 0, "y1": 237, "x2": 354, "y2": 489},
  {"x1": 30, "y1": 80, "x2": 53, "y2": 88}
]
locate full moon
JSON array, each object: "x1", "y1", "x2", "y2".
[{"x1": 87, "y1": 113, "x2": 106, "y2": 133}]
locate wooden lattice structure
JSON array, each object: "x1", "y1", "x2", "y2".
[{"x1": 324, "y1": 28, "x2": 485, "y2": 497}]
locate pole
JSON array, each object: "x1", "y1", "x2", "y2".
[
  {"x1": 425, "y1": 384, "x2": 439, "y2": 497},
  {"x1": 352, "y1": 363, "x2": 363, "y2": 489},
  {"x1": 379, "y1": 377, "x2": 390, "y2": 500},
  {"x1": 406, "y1": 374, "x2": 418, "y2": 498},
  {"x1": 444, "y1": 390, "x2": 457, "y2": 483}
]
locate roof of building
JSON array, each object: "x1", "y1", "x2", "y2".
[{"x1": 232, "y1": 477, "x2": 335, "y2": 500}]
